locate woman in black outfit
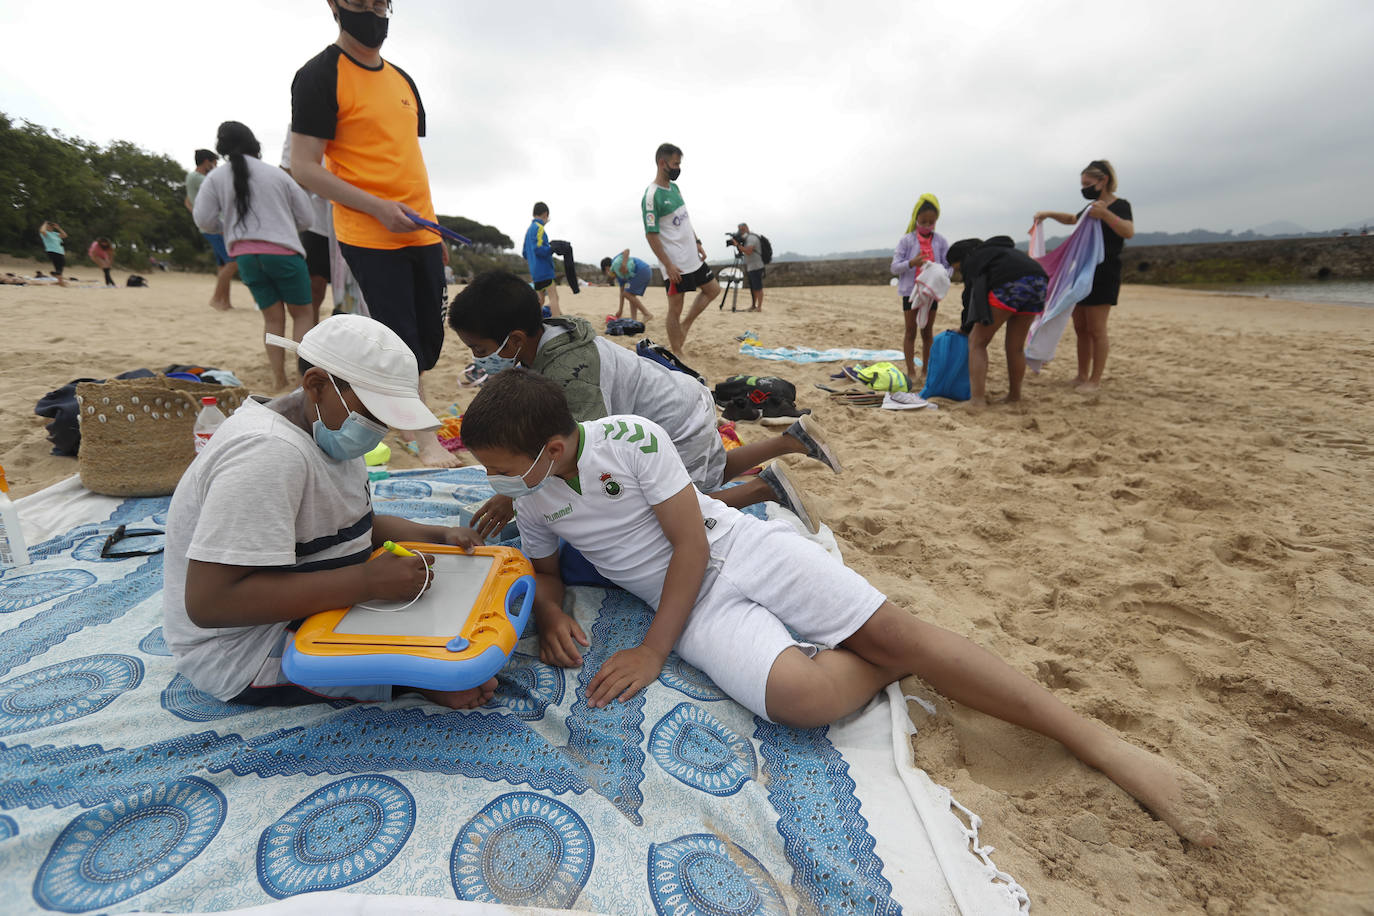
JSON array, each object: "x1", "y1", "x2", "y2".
[{"x1": 1034, "y1": 160, "x2": 1134, "y2": 391}]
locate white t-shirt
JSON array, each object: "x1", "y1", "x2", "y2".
[
  {"x1": 642, "y1": 182, "x2": 702, "y2": 273},
  {"x1": 514, "y1": 416, "x2": 740, "y2": 607},
  {"x1": 162, "y1": 396, "x2": 374, "y2": 700}
]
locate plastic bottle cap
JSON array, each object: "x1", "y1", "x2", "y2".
[{"x1": 201, "y1": 397, "x2": 217, "y2": 405}]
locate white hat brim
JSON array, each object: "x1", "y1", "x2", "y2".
[{"x1": 352, "y1": 386, "x2": 441, "y2": 431}]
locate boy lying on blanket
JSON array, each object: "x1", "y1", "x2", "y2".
[
  {"x1": 162, "y1": 315, "x2": 492, "y2": 710},
  {"x1": 461, "y1": 369, "x2": 1220, "y2": 847},
  {"x1": 447, "y1": 270, "x2": 838, "y2": 536}
]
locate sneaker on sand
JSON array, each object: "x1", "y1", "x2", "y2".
[
  {"x1": 785, "y1": 413, "x2": 843, "y2": 473},
  {"x1": 759, "y1": 463, "x2": 820, "y2": 534},
  {"x1": 721, "y1": 396, "x2": 762, "y2": 422}
]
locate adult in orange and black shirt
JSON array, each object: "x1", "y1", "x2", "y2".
[{"x1": 288, "y1": 0, "x2": 457, "y2": 467}]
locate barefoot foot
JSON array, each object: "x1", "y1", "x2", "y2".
[
  {"x1": 967, "y1": 397, "x2": 988, "y2": 411},
  {"x1": 416, "y1": 677, "x2": 498, "y2": 710},
  {"x1": 209, "y1": 298, "x2": 232, "y2": 312},
  {"x1": 1096, "y1": 739, "x2": 1219, "y2": 847},
  {"x1": 411, "y1": 431, "x2": 461, "y2": 468},
  {"x1": 1075, "y1": 381, "x2": 1100, "y2": 393}
]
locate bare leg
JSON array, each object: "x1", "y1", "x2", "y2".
[
  {"x1": 262, "y1": 303, "x2": 290, "y2": 390},
  {"x1": 679, "y1": 279, "x2": 720, "y2": 347},
  {"x1": 1003, "y1": 312, "x2": 1034, "y2": 402},
  {"x1": 1072, "y1": 305, "x2": 1091, "y2": 384},
  {"x1": 707, "y1": 476, "x2": 774, "y2": 511},
  {"x1": 546, "y1": 282, "x2": 561, "y2": 317},
  {"x1": 626, "y1": 292, "x2": 652, "y2": 321},
  {"x1": 665, "y1": 290, "x2": 688, "y2": 352},
  {"x1": 210, "y1": 261, "x2": 237, "y2": 311},
  {"x1": 920, "y1": 308, "x2": 936, "y2": 378},
  {"x1": 721, "y1": 434, "x2": 806, "y2": 480},
  {"x1": 1080, "y1": 304, "x2": 1111, "y2": 389},
  {"x1": 841, "y1": 603, "x2": 1219, "y2": 846},
  {"x1": 287, "y1": 303, "x2": 316, "y2": 384},
  {"x1": 902, "y1": 308, "x2": 919, "y2": 378},
  {"x1": 966, "y1": 311, "x2": 1009, "y2": 407},
  {"x1": 764, "y1": 645, "x2": 902, "y2": 729},
  {"x1": 401, "y1": 372, "x2": 461, "y2": 468},
  {"x1": 309, "y1": 275, "x2": 328, "y2": 325},
  {"x1": 413, "y1": 676, "x2": 497, "y2": 710}
]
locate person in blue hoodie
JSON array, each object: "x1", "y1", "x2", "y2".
[{"x1": 523, "y1": 201, "x2": 560, "y2": 316}]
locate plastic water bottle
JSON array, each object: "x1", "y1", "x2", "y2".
[
  {"x1": 193, "y1": 397, "x2": 227, "y2": 454},
  {"x1": 0, "y1": 465, "x2": 30, "y2": 568}
]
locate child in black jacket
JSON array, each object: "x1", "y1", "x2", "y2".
[{"x1": 948, "y1": 237, "x2": 1048, "y2": 408}]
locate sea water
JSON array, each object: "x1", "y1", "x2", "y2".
[{"x1": 1181, "y1": 280, "x2": 1374, "y2": 307}]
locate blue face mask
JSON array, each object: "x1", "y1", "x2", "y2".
[
  {"x1": 486, "y1": 445, "x2": 553, "y2": 498},
  {"x1": 313, "y1": 376, "x2": 388, "y2": 461},
  {"x1": 473, "y1": 334, "x2": 519, "y2": 377}
]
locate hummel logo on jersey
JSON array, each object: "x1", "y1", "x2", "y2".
[
  {"x1": 544, "y1": 504, "x2": 572, "y2": 523},
  {"x1": 602, "y1": 420, "x2": 658, "y2": 454}
]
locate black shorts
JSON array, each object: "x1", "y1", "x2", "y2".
[
  {"x1": 46, "y1": 251, "x2": 65, "y2": 275},
  {"x1": 747, "y1": 268, "x2": 765, "y2": 291},
  {"x1": 533, "y1": 277, "x2": 554, "y2": 291},
  {"x1": 339, "y1": 241, "x2": 447, "y2": 372},
  {"x1": 301, "y1": 230, "x2": 330, "y2": 281},
  {"x1": 665, "y1": 263, "x2": 714, "y2": 294}
]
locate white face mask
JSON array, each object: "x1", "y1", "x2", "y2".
[{"x1": 486, "y1": 444, "x2": 554, "y2": 498}]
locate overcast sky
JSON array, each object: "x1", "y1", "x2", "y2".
[{"x1": 3, "y1": 0, "x2": 1371, "y2": 259}]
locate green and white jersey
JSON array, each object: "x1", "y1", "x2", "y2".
[{"x1": 642, "y1": 182, "x2": 702, "y2": 273}]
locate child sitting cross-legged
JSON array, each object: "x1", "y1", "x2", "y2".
[
  {"x1": 162, "y1": 315, "x2": 492, "y2": 710},
  {"x1": 449, "y1": 269, "x2": 840, "y2": 537},
  {"x1": 460, "y1": 368, "x2": 1220, "y2": 847}
]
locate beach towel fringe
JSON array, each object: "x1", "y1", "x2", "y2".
[{"x1": 948, "y1": 796, "x2": 1032, "y2": 913}]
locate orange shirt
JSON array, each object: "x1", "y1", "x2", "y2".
[{"x1": 291, "y1": 45, "x2": 436, "y2": 250}]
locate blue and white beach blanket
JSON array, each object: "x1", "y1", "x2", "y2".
[
  {"x1": 740, "y1": 345, "x2": 909, "y2": 364},
  {"x1": 0, "y1": 469, "x2": 1027, "y2": 915}
]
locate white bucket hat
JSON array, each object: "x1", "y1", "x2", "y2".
[{"x1": 266, "y1": 315, "x2": 439, "y2": 430}]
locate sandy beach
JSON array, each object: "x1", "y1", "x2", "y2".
[{"x1": 2, "y1": 256, "x2": 1372, "y2": 914}]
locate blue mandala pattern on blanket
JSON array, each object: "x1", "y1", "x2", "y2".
[
  {"x1": 32, "y1": 776, "x2": 225, "y2": 913},
  {"x1": 160, "y1": 674, "x2": 269, "y2": 722},
  {"x1": 0, "y1": 569, "x2": 96, "y2": 612},
  {"x1": 755, "y1": 720, "x2": 900, "y2": 915},
  {"x1": 450, "y1": 791, "x2": 593, "y2": 909},
  {"x1": 650, "y1": 703, "x2": 756, "y2": 797},
  {"x1": 494, "y1": 651, "x2": 565, "y2": 720},
  {"x1": 372, "y1": 479, "x2": 434, "y2": 500},
  {"x1": 0, "y1": 813, "x2": 16, "y2": 840},
  {"x1": 138, "y1": 627, "x2": 170, "y2": 656},
  {"x1": 0, "y1": 554, "x2": 162, "y2": 678},
  {"x1": 565, "y1": 589, "x2": 652, "y2": 824},
  {"x1": 0, "y1": 654, "x2": 143, "y2": 737},
  {"x1": 0, "y1": 707, "x2": 590, "y2": 812},
  {"x1": 658, "y1": 653, "x2": 728, "y2": 701},
  {"x1": 257, "y1": 775, "x2": 414, "y2": 899},
  {"x1": 372, "y1": 499, "x2": 469, "y2": 520},
  {"x1": 647, "y1": 833, "x2": 786, "y2": 916}
]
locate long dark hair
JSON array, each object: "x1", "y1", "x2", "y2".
[{"x1": 215, "y1": 121, "x2": 262, "y2": 228}]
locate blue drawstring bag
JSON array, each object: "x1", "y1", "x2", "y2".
[{"x1": 919, "y1": 330, "x2": 971, "y2": 401}]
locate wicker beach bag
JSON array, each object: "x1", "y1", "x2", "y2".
[{"x1": 76, "y1": 377, "x2": 249, "y2": 496}]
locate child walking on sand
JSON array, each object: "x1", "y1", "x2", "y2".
[
  {"x1": 193, "y1": 121, "x2": 317, "y2": 390},
  {"x1": 461, "y1": 368, "x2": 1220, "y2": 848}
]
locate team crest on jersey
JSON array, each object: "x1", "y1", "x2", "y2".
[{"x1": 600, "y1": 473, "x2": 622, "y2": 498}]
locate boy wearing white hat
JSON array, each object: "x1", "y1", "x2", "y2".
[{"x1": 162, "y1": 315, "x2": 490, "y2": 710}]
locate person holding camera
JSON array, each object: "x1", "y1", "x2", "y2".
[
  {"x1": 643, "y1": 142, "x2": 720, "y2": 353},
  {"x1": 729, "y1": 222, "x2": 766, "y2": 312}
]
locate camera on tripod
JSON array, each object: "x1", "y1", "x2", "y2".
[{"x1": 724, "y1": 230, "x2": 745, "y2": 251}]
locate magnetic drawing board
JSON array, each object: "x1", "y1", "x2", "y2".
[{"x1": 334, "y1": 552, "x2": 496, "y2": 638}]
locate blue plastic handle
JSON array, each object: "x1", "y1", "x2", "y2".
[
  {"x1": 505, "y1": 575, "x2": 536, "y2": 639},
  {"x1": 410, "y1": 215, "x2": 473, "y2": 246}
]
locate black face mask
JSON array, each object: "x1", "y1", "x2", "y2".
[
  {"x1": 666, "y1": 166, "x2": 681, "y2": 181},
  {"x1": 337, "y1": 6, "x2": 389, "y2": 48},
  {"x1": 1081, "y1": 185, "x2": 1102, "y2": 201}
]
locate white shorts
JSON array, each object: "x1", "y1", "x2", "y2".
[{"x1": 674, "y1": 514, "x2": 887, "y2": 721}]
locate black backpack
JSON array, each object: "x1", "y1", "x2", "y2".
[
  {"x1": 126, "y1": 274, "x2": 148, "y2": 287},
  {"x1": 758, "y1": 235, "x2": 773, "y2": 265},
  {"x1": 712, "y1": 374, "x2": 796, "y2": 406}
]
